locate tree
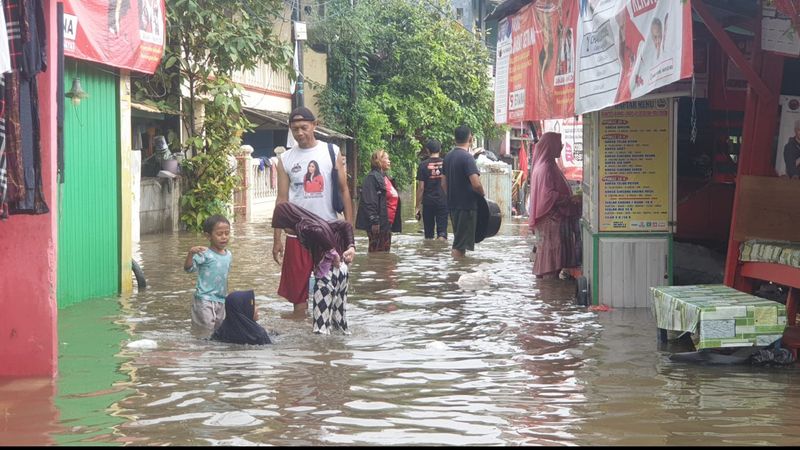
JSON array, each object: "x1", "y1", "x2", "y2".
[
  {"x1": 134, "y1": 0, "x2": 293, "y2": 231},
  {"x1": 314, "y1": 0, "x2": 499, "y2": 188}
]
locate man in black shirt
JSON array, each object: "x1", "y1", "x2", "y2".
[
  {"x1": 442, "y1": 125, "x2": 485, "y2": 259},
  {"x1": 416, "y1": 139, "x2": 449, "y2": 240},
  {"x1": 784, "y1": 120, "x2": 800, "y2": 179}
]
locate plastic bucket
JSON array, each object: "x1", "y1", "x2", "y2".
[{"x1": 475, "y1": 196, "x2": 502, "y2": 243}]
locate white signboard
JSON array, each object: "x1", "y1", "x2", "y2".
[
  {"x1": 494, "y1": 17, "x2": 512, "y2": 124},
  {"x1": 575, "y1": 0, "x2": 691, "y2": 115},
  {"x1": 776, "y1": 95, "x2": 800, "y2": 177},
  {"x1": 762, "y1": 4, "x2": 800, "y2": 57}
]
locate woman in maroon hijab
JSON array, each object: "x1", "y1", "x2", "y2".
[
  {"x1": 528, "y1": 132, "x2": 580, "y2": 279},
  {"x1": 272, "y1": 202, "x2": 355, "y2": 334}
]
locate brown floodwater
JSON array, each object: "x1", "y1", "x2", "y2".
[{"x1": 2, "y1": 216, "x2": 800, "y2": 446}]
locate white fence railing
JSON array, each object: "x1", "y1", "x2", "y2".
[
  {"x1": 249, "y1": 157, "x2": 278, "y2": 202},
  {"x1": 232, "y1": 62, "x2": 292, "y2": 94}
]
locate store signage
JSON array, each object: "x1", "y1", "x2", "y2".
[
  {"x1": 598, "y1": 100, "x2": 670, "y2": 232},
  {"x1": 63, "y1": 0, "x2": 166, "y2": 74}
]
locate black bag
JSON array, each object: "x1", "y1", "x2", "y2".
[{"x1": 328, "y1": 142, "x2": 345, "y2": 214}]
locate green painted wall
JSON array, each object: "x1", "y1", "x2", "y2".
[{"x1": 58, "y1": 62, "x2": 121, "y2": 308}]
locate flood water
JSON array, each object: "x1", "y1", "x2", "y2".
[{"x1": 3, "y1": 215, "x2": 800, "y2": 446}]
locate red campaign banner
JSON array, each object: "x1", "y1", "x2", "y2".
[
  {"x1": 496, "y1": 1, "x2": 579, "y2": 123},
  {"x1": 63, "y1": 0, "x2": 165, "y2": 74}
]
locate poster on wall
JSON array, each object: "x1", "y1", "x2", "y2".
[
  {"x1": 63, "y1": 0, "x2": 166, "y2": 74},
  {"x1": 776, "y1": 95, "x2": 800, "y2": 177},
  {"x1": 542, "y1": 116, "x2": 584, "y2": 181},
  {"x1": 762, "y1": 3, "x2": 800, "y2": 57},
  {"x1": 494, "y1": 17, "x2": 512, "y2": 124},
  {"x1": 599, "y1": 99, "x2": 671, "y2": 232},
  {"x1": 575, "y1": 0, "x2": 693, "y2": 115},
  {"x1": 496, "y1": 2, "x2": 578, "y2": 123}
]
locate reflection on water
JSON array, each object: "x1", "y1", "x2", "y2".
[{"x1": 3, "y1": 216, "x2": 800, "y2": 445}]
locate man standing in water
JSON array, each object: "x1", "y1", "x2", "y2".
[
  {"x1": 271, "y1": 107, "x2": 356, "y2": 315},
  {"x1": 442, "y1": 125, "x2": 485, "y2": 259}
]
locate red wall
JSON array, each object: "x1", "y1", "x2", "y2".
[{"x1": 0, "y1": 0, "x2": 59, "y2": 377}]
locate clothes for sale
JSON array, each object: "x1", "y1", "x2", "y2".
[{"x1": 2, "y1": 0, "x2": 48, "y2": 217}]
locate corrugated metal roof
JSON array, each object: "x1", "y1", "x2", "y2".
[{"x1": 242, "y1": 107, "x2": 352, "y2": 141}]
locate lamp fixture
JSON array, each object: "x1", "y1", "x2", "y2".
[{"x1": 65, "y1": 77, "x2": 89, "y2": 106}]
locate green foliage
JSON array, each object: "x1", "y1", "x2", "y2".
[
  {"x1": 315, "y1": 0, "x2": 500, "y2": 188},
  {"x1": 134, "y1": 0, "x2": 292, "y2": 231}
]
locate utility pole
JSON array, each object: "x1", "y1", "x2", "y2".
[
  {"x1": 292, "y1": 0, "x2": 306, "y2": 108},
  {"x1": 348, "y1": 0, "x2": 358, "y2": 197}
]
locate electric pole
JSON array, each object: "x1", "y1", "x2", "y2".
[{"x1": 293, "y1": 0, "x2": 305, "y2": 108}]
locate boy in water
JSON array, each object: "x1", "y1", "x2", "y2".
[{"x1": 184, "y1": 215, "x2": 232, "y2": 335}]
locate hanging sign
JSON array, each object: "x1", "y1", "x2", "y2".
[
  {"x1": 574, "y1": 0, "x2": 693, "y2": 115},
  {"x1": 63, "y1": 0, "x2": 166, "y2": 74},
  {"x1": 598, "y1": 99, "x2": 671, "y2": 232},
  {"x1": 494, "y1": 17, "x2": 512, "y2": 124},
  {"x1": 494, "y1": 2, "x2": 578, "y2": 123},
  {"x1": 542, "y1": 116, "x2": 583, "y2": 182}
]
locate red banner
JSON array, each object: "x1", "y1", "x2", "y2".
[
  {"x1": 63, "y1": 0, "x2": 165, "y2": 74},
  {"x1": 502, "y1": 2, "x2": 578, "y2": 123}
]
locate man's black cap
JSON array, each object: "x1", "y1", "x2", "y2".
[{"x1": 289, "y1": 106, "x2": 316, "y2": 123}]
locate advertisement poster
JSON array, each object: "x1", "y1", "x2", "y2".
[
  {"x1": 542, "y1": 116, "x2": 584, "y2": 181},
  {"x1": 63, "y1": 0, "x2": 166, "y2": 74},
  {"x1": 575, "y1": 0, "x2": 693, "y2": 115},
  {"x1": 494, "y1": 17, "x2": 512, "y2": 124},
  {"x1": 762, "y1": 3, "x2": 800, "y2": 57},
  {"x1": 776, "y1": 95, "x2": 800, "y2": 177},
  {"x1": 599, "y1": 99, "x2": 670, "y2": 232},
  {"x1": 496, "y1": 2, "x2": 578, "y2": 123}
]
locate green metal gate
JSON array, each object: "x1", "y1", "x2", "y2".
[{"x1": 57, "y1": 62, "x2": 120, "y2": 308}]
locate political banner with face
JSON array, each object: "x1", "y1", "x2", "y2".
[
  {"x1": 63, "y1": 0, "x2": 166, "y2": 74},
  {"x1": 575, "y1": 0, "x2": 693, "y2": 115}
]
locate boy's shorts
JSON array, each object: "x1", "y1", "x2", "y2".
[
  {"x1": 450, "y1": 208, "x2": 477, "y2": 252},
  {"x1": 191, "y1": 298, "x2": 225, "y2": 331},
  {"x1": 277, "y1": 235, "x2": 314, "y2": 305}
]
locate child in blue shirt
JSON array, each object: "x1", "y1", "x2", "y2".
[{"x1": 184, "y1": 215, "x2": 232, "y2": 334}]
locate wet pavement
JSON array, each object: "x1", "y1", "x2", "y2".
[{"x1": 2, "y1": 215, "x2": 800, "y2": 445}]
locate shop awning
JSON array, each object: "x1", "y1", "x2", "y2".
[
  {"x1": 131, "y1": 101, "x2": 179, "y2": 120},
  {"x1": 242, "y1": 107, "x2": 352, "y2": 141}
]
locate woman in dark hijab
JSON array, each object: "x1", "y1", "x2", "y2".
[
  {"x1": 210, "y1": 290, "x2": 272, "y2": 345},
  {"x1": 272, "y1": 202, "x2": 355, "y2": 335}
]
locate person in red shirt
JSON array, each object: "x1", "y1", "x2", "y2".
[{"x1": 355, "y1": 150, "x2": 402, "y2": 252}]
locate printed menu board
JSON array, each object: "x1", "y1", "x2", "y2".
[{"x1": 599, "y1": 99, "x2": 670, "y2": 232}]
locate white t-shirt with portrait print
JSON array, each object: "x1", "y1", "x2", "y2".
[{"x1": 280, "y1": 140, "x2": 341, "y2": 221}]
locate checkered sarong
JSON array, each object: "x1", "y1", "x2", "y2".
[{"x1": 312, "y1": 263, "x2": 349, "y2": 335}]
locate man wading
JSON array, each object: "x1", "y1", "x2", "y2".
[
  {"x1": 271, "y1": 107, "x2": 356, "y2": 316},
  {"x1": 442, "y1": 125, "x2": 485, "y2": 259}
]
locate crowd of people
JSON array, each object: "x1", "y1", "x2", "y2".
[{"x1": 183, "y1": 107, "x2": 579, "y2": 345}]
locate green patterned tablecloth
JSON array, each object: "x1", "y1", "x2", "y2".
[{"x1": 650, "y1": 284, "x2": 786, "y2": 350}]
